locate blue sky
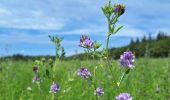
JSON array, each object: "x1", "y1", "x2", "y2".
[{"x1": 0, "y1": 0, "x2": 170, "y2": 56}]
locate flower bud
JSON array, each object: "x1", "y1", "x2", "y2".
[{"x1": 114, "y1": 3, "x2": 125, "y2": 16}]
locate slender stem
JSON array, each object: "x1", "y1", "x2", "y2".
[
  {"x1": 106, "y1": 0, "x2": 111, "y2": 59},
  {"x1": 96, "y1": 94, "x2": 99, "y2": 100},
  {"x1": 117, "y1": 71, "x2": 126, "y2": 87},
  {"x1": 104, "y1": 5, "x2": 115, "y2": 89},
  {"x1": 106, "y1": 35, "x2": 110, "y2": 60},
  {"x1": 106, "y1": 16, "x2": 111, "y2": 60},
  {"x1": 93, "y1": 48, "x2": 95, "y2": 60},
  {"x1": 53, "y1": 59, "x2": 59, "y2": 80},
  {"x1": 37, "y1": 82, "x2": 41, "y2": 90},
  {"x1": 52, "y1": 93, "x2": 56, "y2": 100},
  {"x1": 93, "y1": 66, "x2": 98, "y2": 100},
  {"x1": 105, "y1": 6, "x2": 115, "y2": 81},
  {"x1": 117, "y1": 69, "x2": 130, "y2": 87},
  {"x1": 92, "y1": 49, "x2": 98, "y2": 100},
  {"x1": 86, "y1": 49, "x2": 90, "y2": 60}
]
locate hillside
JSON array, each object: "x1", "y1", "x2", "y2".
[
  {"x1": 1, "y1": 32, "x2": 170, "y2": 61},
  {"x1": 68, "y1": 32, "x2": 170, "y2": 60}
]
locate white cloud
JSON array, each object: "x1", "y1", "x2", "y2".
[
  {"x1": 114, "y1": 26, "x2": 147, "y2": 38},
  {"x1": 0, "y1": 0, "x2": 102, "y2": 30},
  {"x1": 0, "y1": 33, "x2": 49, "y2": 44},
  {"x1": 0, "y1": 0, "x2": 170, "y2": 56},
  {"x1": 0, "y1": 32, "x2": 79, "y2": 46},
  {"x1": 0, "y1": 8, "x2": 11, "y2": 15},
  {"x1": 0, "y1": 0, "x2": 169, "y2": 33},
  {"x1": 60, "y1": 24, "x2": 107, "y2": 36}
]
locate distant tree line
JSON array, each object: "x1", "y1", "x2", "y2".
[
  {"x1": 0, "y1": 54, "x2": 55, "y2": 61},
  {"x1": 68, "y1": 31, "x2": 170, "y2": 60},
  {"x1": 1, "y1": 31, "x2": 170, "y2": 61}
]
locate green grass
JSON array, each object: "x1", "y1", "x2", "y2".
[{"x1": 0, "y1": 58, "x2": 170, "y2": 100}]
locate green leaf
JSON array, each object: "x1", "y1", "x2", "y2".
[
  {"x1": 102, "y1": 7, "x2": 109, "y2": 18},
  {"x1": 125, "y1": 68, "x2": 131, "y2": 74},
  {"x1": 110, "y1": 26, "x2": 114, "y2": 34},
  {"x1": 94, "y1": 41, "x2": 101, "y2": 50},
  {"x1": 111, "y1": 17, "x2": 118, "y2": 24},
  {"x1": 101, "y1": 7, "x2": 105, "y2": 14},
  {"x1": 115, "y1": 25, "x2": 124, "y2": 33}
]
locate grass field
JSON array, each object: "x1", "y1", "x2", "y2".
[{"x1": 0, "y1": 58, "x2": 170, "y2": 100}]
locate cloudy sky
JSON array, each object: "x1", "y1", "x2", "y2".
[{"x1": 0, "y1": 0, "x2": 170, "y2": 56}]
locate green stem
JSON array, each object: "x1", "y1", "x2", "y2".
[
  {"x1": 106, "y1": 12, "x2": 111, "y2": 59},
  {"x1": 105, "y1": 7, "x2": 115, "y2": 82},
  {"x1": 96, "y1": 95, "x2": 99, "y2": 100},
  {"x1": 53, "y1": 60, "x2": 58, "y2": 79},
  {"x1": 93, "y1": 65, "x2": 98, "y2": 100},
  {"x1": 86, "y1": 48, "x2": 90, "y2": 60},
  {"x1": 106, "y1": 0, "x2": 111, "y2": 58},
  {"x1": 52, "y1": 93, "x2": 56, "y2": 100},
  {"x1": 91, "y1": 48, "x2": 98, "y2": 100},
  {"x1": 106, "y1": 35, "x2": 110, "y2": 60},
  {"x1": 105, "y1": 6, "x2": 115, "y2": 89},
  {"x1": 117, "y1": 69, "x2": 130, "y2": 87},
  {"x1": 117, "y1": 72, "x2": 126, "y2": 87},
  {"x1": 37, "y1": 82, "x2": 41, "y2": 90}
]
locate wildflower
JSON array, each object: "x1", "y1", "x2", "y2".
[
  {"x1": 84, "y1": 39, "x2": 93, "y2": 48},
  {"x1": 116, "y1": 93, "x2": 132, "y2": 100},
  {"x1": 77, "y1": 67, "x2": 91, "y2": 78},
  {"x1": 80, "y1": 35, "x2": 89, "y2": 42},
  {"x1": 32, "y1": 76, "x2": 41, "y2": 83},
  {"x1": 48, "y1": 58, "x2": 53, "y2": 66},
  {"x1": 32, "y1": 66, "x2": 38, "y2": 73},
  {"x1": 50, "y1": 82, "x2": 60, "y2": 93},
  {"x1": 120, "y1": 51, "x2": 135, "y2": 69},
  {"x1": 26, "y1": 86, "x2": 32, "y2": 91},
  {"x1": 94, "y1": 87, "x2": 104, "y2": 96},
  {"x1": 79, "y1": 35, "x2": 93, "y2": 48},
  {"x1": 114, "y1": 3, "x2": 125, "y2": 16}
]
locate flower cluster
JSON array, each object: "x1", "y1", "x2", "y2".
[
  {"x1": 32, "y1": 76, "x2": 41, "y2": 83},
  {"x1": 94, "y1": 87, "x2": 104, "y2": 96},
  {"x1": 114, "y1": 3, "x2": 125, "y2": 16},
  {"x1": 50, "y1": 82, "x2": 60, "y2": 93},
  {"x1": 77, "y1": 67, "x2": 91, "y2": 78},
  {"x1": 120, "y1": 51, "x2": 135, "y2": 69},
  {"x1": 116, "y1": 93, "x2": 132, "y2": 100},
  {"x1": 79, "y1": 35, "x2": 93, "y2": 49}
]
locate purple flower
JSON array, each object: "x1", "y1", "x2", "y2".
[
  {"x1": 32, "y1": 76, "x2": 41, "y2": 83},
  {"x1": 120, "y1": 51, "x2": 135, "y2": 69},
  {"x1": 80, "y1": 35, "x2": 89, "y2": 43},
  {"x1": 116, "y1": 93, "x2": 132, "y2": 100},
  {"x1": 94, "y1": 87, "x2": 104, "y2": 96},
  {"x1": 77, "y1": 67, "x2": 91, "y2": 78},
  {"x1": 50, "y1": 82, "x2": 60, "y2": 93},
  {"x1": 84, "y1": 39, "x2": 93, "y2": 48},
  {"x1": 79, "y1": 35, "x2": 93, "y2": 48},
  {"x1": 32, "y1": 66, "x2": 38, "y2": 73},
  {"x1": 114, "y1": 3, "x2": 125, "y2": 16}
]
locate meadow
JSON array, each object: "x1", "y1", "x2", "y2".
[
  {"x1": 0, "y1": 1, "x2": 170, "y2": 100},
  {"x1": 0, "y1": 58, "x2": 170, "y2": 100}
]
